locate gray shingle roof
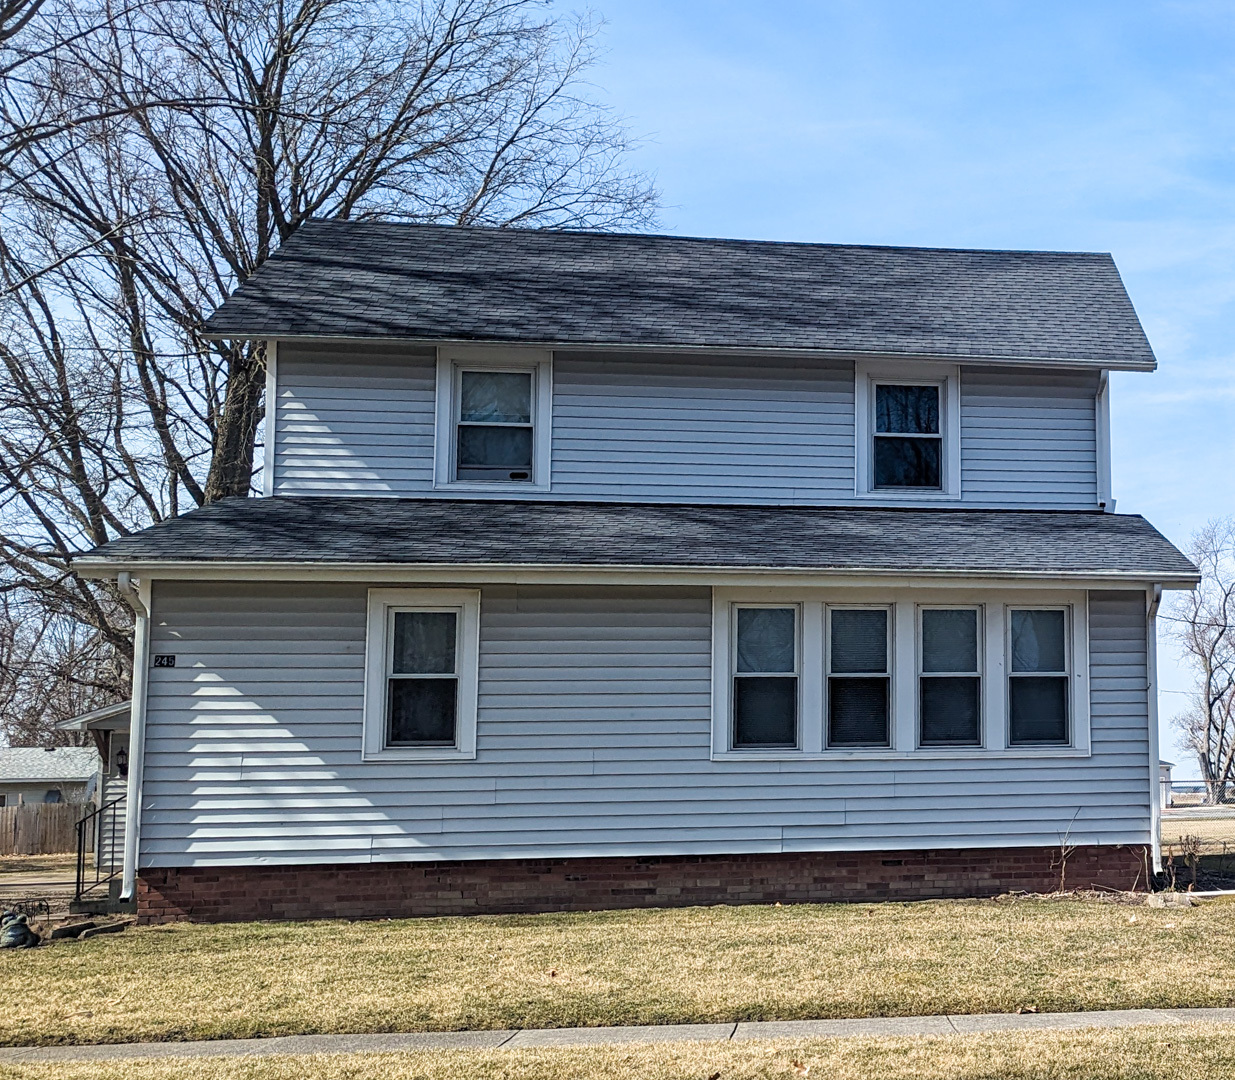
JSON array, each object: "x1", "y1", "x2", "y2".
[
  {"x1": 76, "y1": 497, "x2": 1196, "y2": 580},
  {"x1": 202, "y1": 222, "x2": 1156, "y2": 369},
  {"x1": 0, "y1": 747, "x2": 99, "y2": 783}
]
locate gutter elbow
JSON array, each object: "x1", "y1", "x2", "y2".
[{"x1": 117, "y1": 571, "x2": 148, "y2": 618}]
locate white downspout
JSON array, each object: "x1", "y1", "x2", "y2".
[
  {"x1": 1147, "y1": 584, "x2": 1163, "y2": 875},
  {"x1": 1096, "y1": 370, "x2": 1115, "y2": 513},
  {"x1": 117, "y1": 571, "x2": 151, "y2": 902}
]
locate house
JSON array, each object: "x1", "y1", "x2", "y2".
[
  {"x1": 0, "y1": 747, "x2": 99, "y2": 806},
  {"x1": 75, "y1": 223, "x2": 1198, "y2": 924}
]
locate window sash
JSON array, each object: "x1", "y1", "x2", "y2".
[
  {"x1": 918, "y1": 607, "x2": 982, "y2": 747},
  {"x1": 731, "y1": 605, "x2": 799, "y2": 750},
  {"x1": 826, "y1": 606, "x2": 891, "y2": 748},
  {"x1": 452, "y1": 366, "x2": 538, "y2": 483},
  {"x1": 385, "y1": 607, "x2": 461, "y2": 749},
  {"x1": 1007, "y1": 608, "x2": 1070, "y2": 747}
]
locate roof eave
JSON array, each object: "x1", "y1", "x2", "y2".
[
  {"x1": 196, "y1": 329, "x2": 1158, "y2": 372},
  {"x1": 71, "y1": 557, "x2": 1199, "y2": 589}
]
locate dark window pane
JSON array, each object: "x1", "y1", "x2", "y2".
[
  {"x1": 457, "y1": 425, "x2": 533, "y2": 480},
  {"x1": 392, "y1": 611, "x2": 456, "y2": 675},
  {"x1": 733, "y1": 676, "x2": 797, "y2": 747},
  {"x1": 873, "y1": 436, "x2": 941, "y2": 488},
  {"x1": 388, "y1": 678, "x2": 457, "y2": 745},
  {"x1": 736, "y1": 608, "x2": 796, "y2": 673},
  {"x1": 921, "y1": 676, "x2": 981, "y2": 745},
  {"x1": 830, "y1": 609, "x2": 888, "y2": 673},
  {"x1": 460, "y1": 371, "x2": 531, "y2": 423},
  {"x1": 828, "y1": 677, "x2": 889, "y2": 746},
  {"x1": 1010, "y1": 610, "x2": 1067, "y2": 673},
  {"x1": 1009, "y1": 676, "x2": 1068, "y2": 744},
  {"x1": 876, "y1": 385, "x2": 939, "y2": 434},
  {"x1": 922, "y1": 609, "x2": 978, "y2": 673}
]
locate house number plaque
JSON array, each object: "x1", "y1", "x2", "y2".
[{"x1": 152, "y1": 655, "x2": 176, "y2": 667}]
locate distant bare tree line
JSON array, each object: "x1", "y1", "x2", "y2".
[{"x1": 0, "y1": 0, "x2": 656, "y2": 742}]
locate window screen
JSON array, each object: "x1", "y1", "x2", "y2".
[
  {"x1": 387, "y1": 610, "x2": 460, "y2": 746},
  {"x1": 920, "y1": 608, "x2": 980, "y2": 746},
  {"x1": 874, "y1": 384, "x2": 941, "y2": 488},
  {"x1": 456, "y1": 370, "x2": 534, "y2": 481},
  {"x1": 733, "y1": 607, "x2": 798, "y2": 748},
  {"x1": 1008, "y1": 608, "x2": 1069, "y2": 745},
  {"x1": 828, "y1": 608, "x2": 890, "y2": 747}
]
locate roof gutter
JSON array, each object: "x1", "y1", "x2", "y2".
[{"x1": 116, "y1": 572, "x2": 150, "y2": 903}]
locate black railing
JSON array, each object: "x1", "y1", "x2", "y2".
[{"x1": 75, "y1": 797, "x2": 124, "y2": 903}]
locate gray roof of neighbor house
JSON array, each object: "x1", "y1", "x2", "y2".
[
  {"x1": 202, "y1": 222, "x2": 1157, "y2": 369},
  {"x1": 76, "y1": 497, "x2": 1197, "y2": 581},
  {"x1": 0, "y1": 747, "x2": 99, "y2": 783}
]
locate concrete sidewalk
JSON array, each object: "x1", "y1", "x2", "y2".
[{"x1": 3, "y1": 1008, "x2": 1235, "y2": 1064}]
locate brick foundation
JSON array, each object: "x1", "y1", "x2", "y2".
[{"x1": 137, "y1": 844, "x2": 1149, "y2": 923}]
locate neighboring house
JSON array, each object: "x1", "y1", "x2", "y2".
[
  {"x1": 57, "y1": 701, "x2": 132, "y2": 878},
  {"x1": 0, "y1": 747, "x2": 99, "y2": 806},
  {"x1": 75, "y1": 223, "x2": 1198, "y2": 924},
  {"x1": 1159, "y1": 761, "x2": 1174, "y2": 809}
]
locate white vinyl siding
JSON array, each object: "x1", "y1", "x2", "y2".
[
  {"x1": 550, "y1": 353, "x2": 855, "y2": 502},
  {"x1": 274, "y1": 342, "x2": 437, "y2": 494},
  {"x1": 270, "y1": 346, "x2": 1101, "y2": 509},
  {"x1": 959, "y1": 366, "x2": 1099, "y2": 508},
  {"x1": 138, "y1": 583, "x2": 1151, "y2": 867}
]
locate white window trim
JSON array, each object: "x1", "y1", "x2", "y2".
[
  {"x1": 711, "y1": 586, "x2": 1091, "y2": 761},
  {"x1": 854, "y1": 359, "x2": 961, "y2": 500},
  {"x1": 1003, "y1": 601, "x2": 1090, "y2": 753},
  {"x1": 433, "y1": 346, "x2": 553, "y2": 492},
  {"x1": 362, "y1": 588, "x2": 481, "y2": 761}
]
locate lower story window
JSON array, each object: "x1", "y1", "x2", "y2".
[
  {"x1": 732, "y1": 606, "x2": 798, "y2": 749},
  {"x1": 919, "y1": 607, "x2": 981, "y2": 746},
  {"x1": 1008, "y1": 608, "x2": 1070, "y2": 746},
  {"x1": 387, "y1": 610, "x2": 459, "y2": 746},
  {"x1": 364, "y1": 589, "x2": 481, "y2": 760},
  {"x1": 828, "y1": 607, "x2": 890, "y2": 747}
]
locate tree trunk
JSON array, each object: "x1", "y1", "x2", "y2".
[{"x1": 203, "y1": 344, "x2": 266, "y2": 502}]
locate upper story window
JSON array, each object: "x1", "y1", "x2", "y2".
[
  {"x1": 457, "y1": 371, "x2": 534, "y2": 481},
  {"x1": 363, "y1": 588, "x2": 481, "y2": 761},
  {"x1": 855, "y1": 361, "x2": 960, "y2": 499},
  {"x1": 875, "y1": 385, "x2": 941, "y2": 488},
  {"x1": 434, "y1": 348, "x2": 552, "y2": 491}
]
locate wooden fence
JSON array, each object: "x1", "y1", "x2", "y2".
[{"x1": 0, "y1": 803, "x2": 82, "y2": 855}]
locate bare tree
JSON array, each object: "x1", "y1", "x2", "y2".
[
  {"x1": 0, "y1": 0, "x2": 656, "y2": 741},
  {"x1": 1167, "y1": 518, "x2": 1235, "y2": 801}
]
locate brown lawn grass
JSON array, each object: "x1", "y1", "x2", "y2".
[
  {"x1": 1, "y1": 1026, "x2": 1233, "y2": 1080},
  {"x1": 0, "y1": 895, "x2": 1232, "y2": 1047}
]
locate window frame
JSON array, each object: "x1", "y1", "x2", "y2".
[
  {"x1": 917, "y1": 605, "x2": 984, "y2": 748},
  {"x1": 854, "y1": 360, "x2": 961, "y2": 500},
  {"x1": 710, "y1": 588, "x2": 1090, "y2": 761},
  {"x1": 825, "y1": 604, "x2": 894, "y2": 749},
  {"x1": 433, "y1": 347, "x2": 553, "y2": 492},
  {"x1": 729, "y1": 603, "x2": 802, "y2": 751},
  {"x1": 362, "y1": 588, "x2": 481, "y2": 761},
  {"x1": 1005, "y1": 604, "x2": 1076, "y2": 748}
]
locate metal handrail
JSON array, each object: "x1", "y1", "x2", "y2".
[{"x1": 75, "y1": 797, "x2": 124, "y2": 903}]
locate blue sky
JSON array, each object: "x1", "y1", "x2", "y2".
[{"x1": 582, "y1": 0, "x2": 1235, "y2": 774}]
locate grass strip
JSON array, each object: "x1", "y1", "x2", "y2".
[{"x1": 0, "y1": 896, "x2": 1232, "y2": 1047}]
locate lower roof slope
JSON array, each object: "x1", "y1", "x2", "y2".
[
  {"x1": 77, "y1": 497, "x2": 1197, "y2": 582},
  {"x1": 202, "y1": 222, "x2": 1157, "y2": 369}
]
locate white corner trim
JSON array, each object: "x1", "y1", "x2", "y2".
[
  {"x1": 1147, "y1": 584, "x2": 1163, "y2": 869},
  {"x1": 361, "y1": 588, "x2": 481, "y2": 762},
  {"x1": 262, "y1": 339, "x2": 278, "y2": 498},
  {"x1": 854, "y1": 359, "x2": 961, "y2": 500},
  {"x1": 120, "y1": 576, "x2": 152, "y2": 900},
  {"x1": 1096, "y1": 369, "x2": 1114, "y2": 512},
  {"x1": 433, "y1": 346, "x2": 553, "y2": 493}
]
